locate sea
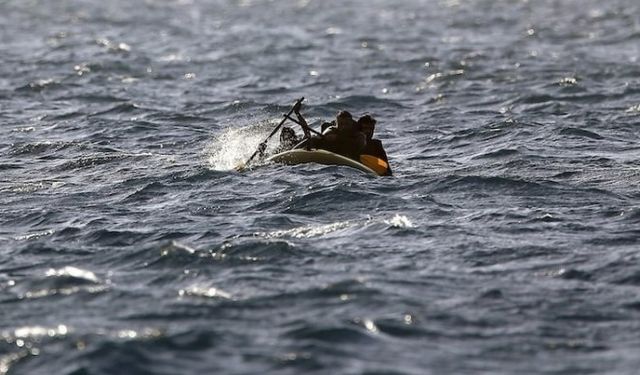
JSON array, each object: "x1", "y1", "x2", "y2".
[{"x1": 2, "y1": 0, "x2": 640, "y2": 374}]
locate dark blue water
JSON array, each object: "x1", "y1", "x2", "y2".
[{"x1": 2, "y1": 0, "x2": 640, "y2": 373}]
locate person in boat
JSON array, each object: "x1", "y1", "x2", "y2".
[
  {"x1": 357, "y1": 115, "x2": 392, "y2": 176},
  {"x1": 273, "y1": 126, "x2": 301, "y2": 154},
  {"x1": 266, "y1": 101, "x2": 308, "y2": 156},
  {"x1": 257, "y1": 126, "x2": 301, "y2": 158},
  {"x1": 293, "y1": 108, "x2": 367, "y2": 161}
]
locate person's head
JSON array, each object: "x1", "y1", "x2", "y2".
[
  {"x1": 280, "y1": 127, "x2": 297, "y2": 145},
  {"x1": 358, "y1": 115, "x2": 377, "y2": 140},
  {"x1": 335, "y1": 111, "x2": 356, "y2": 132}
]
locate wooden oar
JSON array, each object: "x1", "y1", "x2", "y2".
[{"x1": 283, "y1": 114, "x2": 324, "y2": 137}]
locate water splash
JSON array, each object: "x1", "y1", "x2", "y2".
[
  {"x1": 256, "y1": 220, "x2": 354, "y2": 239},
  {"x1": 384, "y1": 214, "x2": 415, "y2": 228},
  {"x1": 178, "y1": 284, "x2": 232, "y2": 299},
  {"x1": 205, "y1": 121, "x2": 279, "y2": 171}
]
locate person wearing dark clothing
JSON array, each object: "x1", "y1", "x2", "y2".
[
  {"x1": 273, "y1": 126, "x2": 301, "y2": 154},
  {"x1": 294, "y1": 109, "x2": 367, "y2": 161},
  {"x1": 357, "y1": 115, "x2": 392, "y2": 176},
  {"x1": 320, "y1": 121, "x2": 335, "y2": 134}
]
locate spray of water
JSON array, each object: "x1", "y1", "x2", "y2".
[{"x1": 205, "y1": 120, "x2": 281, "y2": 171}]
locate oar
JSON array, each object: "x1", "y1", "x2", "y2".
[
  {"x1": 283, "y1": 114, "x2": 324, "y2": 137},
  {"x1": 235, "y1": 97, "x2": 304, "y2": 171}
]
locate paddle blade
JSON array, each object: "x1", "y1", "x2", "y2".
[{"x1": 359, "y1": 154, "x2": 389, "y2": 176}]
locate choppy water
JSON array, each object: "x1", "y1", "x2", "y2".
[{"x1": 2, "y1": 0, "x2": 640, "y2": 374}]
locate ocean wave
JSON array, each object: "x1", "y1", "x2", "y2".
[
  {"x1": 1, "y1": 326, "x2": 164, "y2": 375},
  {"x1": 178, "y1": 284, "x2": 232, "y2": 300},
  {"x1": 55, "y1": 154, "x2": 130, "y2": 171},
  {"x1": 3, "y1": 0, "x2": 640, "y2": 373},
  {"x1": 212, "y1": 240, "x2": 300, "y2": 263},
  {"x1": 559, "y1": 127, "x2": 604, "y2": 140},
  {"x1": 14, "y1": 78, "x2": 64, "y2": 92},
  {"x1": 87, "y1": 103, "x2": 142, "y2": 118},
  {"x1": 84, "y1": 228, "x2": 152, "y2": 248},
  {"x1": 429, "y1": 174, "x2": 556, "y2": 195},
  {"x1": 471, "y1": 148, "x2": 521, "y2": 159},
  {"x1": 256, "y1": 220, "x2": 354, "y2": 239},
  {"x1": 285, "y1": 324, "x2": 374, "y2": 343},
  {"x1": 8, "y1": 266, "x2": 106, "y2": 300},
  {"x1": 8, "y1": 141, "x2": 83, "y2": 156}
]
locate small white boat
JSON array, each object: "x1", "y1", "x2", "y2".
[{"x1": 267, "y1": 148, "x2": 380, "y2": 176}]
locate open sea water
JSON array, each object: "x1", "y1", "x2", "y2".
[{"x1": 2, "y1": 0, "x2": 640, "y2": 374}]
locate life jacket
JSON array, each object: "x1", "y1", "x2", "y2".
[{"x1": 359, "y1": 139, "x2": 392, "y2": 176}]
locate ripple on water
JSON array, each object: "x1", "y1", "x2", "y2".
[
  {"x1": 213, "y1": 239, "x2": 301, "y2": 264},
  {"x1": 178, "y1": 284, "x2": 232, "y2": 300},
  {"x1": 430, "y1": 174, "x2": 557, "y2": 196},
  {"x1": 255, "y1": 220, "x2": 354, "y2": 239},
  {"x1": 284, "y1": 324, "x2": 374, "y2": 344},
  {"x1": 8, "y1": 266, "x2": 106, "y2": 300},
  {"x1": 14, "y1": 79, "x2": 63, "y2": 92},
  {"x1": 55, "y1": 155, "x2": 125, "y2": 171},
  {"x1": 559, "y1": 127, "x2": 605, "y2": 140},
  {"x1": 8, "y1": 141, "x2": 83, "y2": 156},
  {"x1": 2, "y1": 326, "x2": 165, "y2": 375},
  {"x1": 3, "y1": 0, "x2": 640, "y2": 373}
]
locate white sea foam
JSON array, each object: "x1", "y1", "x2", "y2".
[
  {"x1": 257, "y1": 215, "x2": 415, "y2": 239},
  {"x1": 257, "y1": 220, "x2": 354, "y2": 239},
  {"x1": 13, "y1": 267, "x2": 105, "y2": 300},
  {"x1": 13, "y1": 229, "x2": 55, "y2": 241},
  {"x1": 45, "y1": 266, "x2": 100, "y2": 283},
  {"x1": 384, "y1": 214, "x2": 415, "y2": 228},
  {"x1": 205, "y1": 122, "x2": 276, "y2": 171},
  {"x1": 178, "y1": 284, "x2": 232, "y2": 299}
]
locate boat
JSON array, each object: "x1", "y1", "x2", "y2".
[
  {"x1": 267, "y1": 148, "x2": 382, "y2": 176},
  {"x1": 233, "y1": 97, "x2": 391, "y2": 176}
]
